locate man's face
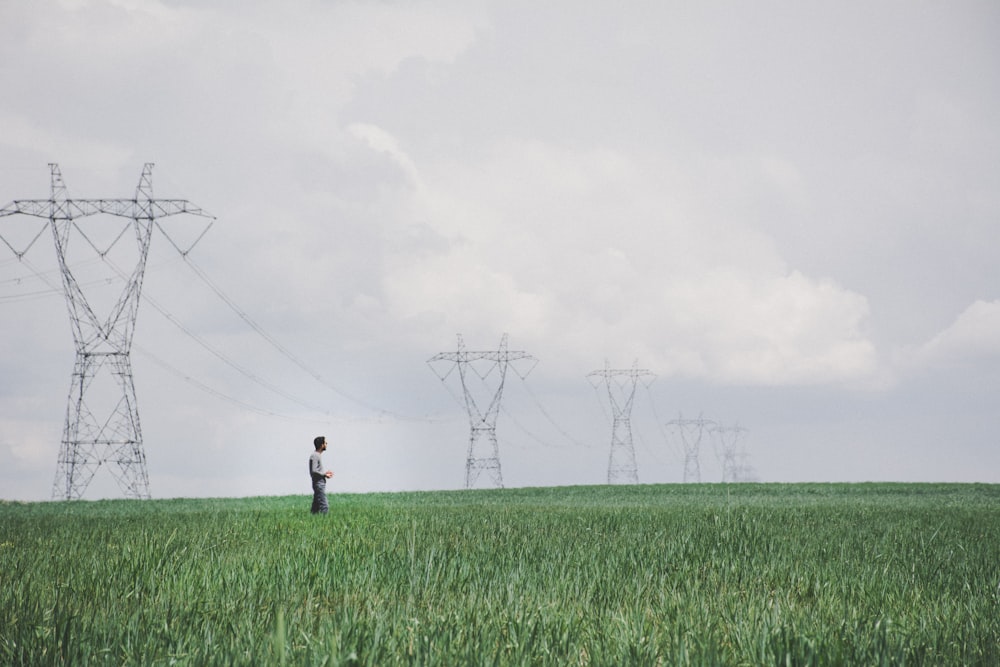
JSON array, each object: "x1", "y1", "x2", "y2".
[{"x1": 320, "y1": 440, "x2": 327, "y2": 452}]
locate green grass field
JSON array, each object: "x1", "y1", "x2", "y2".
[{"x1": 2, "y1": 483, "x2": 999, "y2": 665}]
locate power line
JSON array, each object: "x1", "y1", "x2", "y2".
[
  {"x1": 520, "y1": 380, "x2": 594, "y2": 449},
  {"x1": 180, "y1": 254, "x2": 436, "y2": 423},
  {"x1": 4, "y1": 200, "x2": 444, "y2": 425},
  {"x1": 4, "y1": 255, "x2": 346, "y2": 422},
  {"x1": 5, "y1": 238, "x2": 434, "y2": 425},
  {"x1": 631, "y1": 421, "x2": 667, "y2": 470},
  {"x1": 643, "y1": 385, "x2": 684, "y2": 463},
  {"x1": 0, "y1": 256, "x2": 180, "y2": 303},
  {"x1": 133, "y1": 345, "x2": 330, "y2": 424},
  {"x1": 500, "y1": 404, "x2": 559, "y2": 450},
  {"x1": 4, "y1": 253, "x2": 348, "y2": 423},
  {"x1": 103, "y1": 257, "x2": 337, "y2": 416}
]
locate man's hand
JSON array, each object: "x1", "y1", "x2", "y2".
[{"x1": 325, "y1": 471, "x2": 333, "y2": 478}]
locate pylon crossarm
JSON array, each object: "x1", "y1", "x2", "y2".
[
  {"x1": 144, "y1": 200, "x2": 214, "y2": 219},
  {"x1": 0, "y1": 200, "x2": 52, "y2": 218},
  {"x1": 0, "y1": 198, "x2": 213, "y2": 220}
]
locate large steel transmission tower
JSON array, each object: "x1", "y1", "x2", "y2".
[
  {"x1": 0, "y1": 164, "x2": 213, "y2": 500},
  {"x1": 668, "y1": 414, "x2": 715, "y2": 483},
  {"x1": 712, "y1": 424, "x2": 747, "y2": 483},
  {"x1": 587, "y1": 361, "x2": 654, "y2": 485},
  {"x1": 428, "y1": 334, "x2": 536, "y2": 489}
]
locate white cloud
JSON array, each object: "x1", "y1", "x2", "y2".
[
  {"x1": 372, "y1": 137, "x2": 881, "y2": 386},
  {"x1": 348, "y1": 123, "x2": 421, "y2": 184},
  {"x1": 897, "y1": 300, "x2": 1000, "y2": 372},
  {"x1": 657, "y1": 269, "x2": 878, "y2": 385},
  {"x1": 0, "y1": 113, "x2": 132, "y2": 175}
]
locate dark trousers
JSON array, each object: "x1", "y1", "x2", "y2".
[{"x1": 311, "y1": 477, "x2": 328, "y2": 514}]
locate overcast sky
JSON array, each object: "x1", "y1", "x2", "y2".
[{"x1": 2, "y1": 0, "x2": 999, "y2": 501}]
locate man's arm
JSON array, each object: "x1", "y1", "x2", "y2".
[{"x1": 310, "y1": 453, "x2": 324, "y2": 478}]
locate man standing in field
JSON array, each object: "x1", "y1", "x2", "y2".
[{"x1": 309, "y1": 436, "x2": 334, "y2": 514}]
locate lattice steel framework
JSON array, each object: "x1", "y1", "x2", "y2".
[
  {"x1": 588, "y1": 361, "x2": 654, "y2": 485},
  {"x1": 428, "y1": 334, "x2": 536, "y2": 489},
  {"x1": 712, "y1": 424, "x2": 747, "y2": 483},
  {"x1": 733, "y1": 450, "x2": 759, "y2": 483},
  {"x1": 667, "y1": 414, "x2": 715, "y2": 483},
  {"x1": 0, "y1": 164, "x2": 213, "y2": 500}
]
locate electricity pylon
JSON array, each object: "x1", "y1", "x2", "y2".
[
  {"x1": 428, "y1": 334, "x2": 536, "y2": 489},
  {"x1": 0, "y1": 164, "x2": 213, "y2": 500},
  {"x1": 734, "y1": 450, "x2": 759, "y2": 483},
  {"x1": 667, "y1": 414, "x2": 715, "y2": 483},
  {"x1": 712, "y1": 424, "x2": 747, "y2": 483},
  {"x1": 588, "y1": 360, "x2": 654, "y2": 485}
]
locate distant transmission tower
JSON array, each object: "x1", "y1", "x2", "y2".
[
  {"x1": 428, "y1": 334, "x2": 537, "y2": 489},
  {"x1": 587, "y1": 361, "x2": 655, "y2": 485},
  {"x1": 712, "y1": 424, "x2": 747, "y2": 483},
  {"x1": 734, "y1": 450, "x2": 759, "y2": 483},
  {"x1": 0, "y1": 164, "x2": 213, "y2": 500},
  {"x1": 668, "y1": 414, "x2": 714, "y2": 483}
]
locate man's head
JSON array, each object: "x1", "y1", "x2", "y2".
[{"x1": 314, "y1": 436, "x2": 327, "y2": 451}]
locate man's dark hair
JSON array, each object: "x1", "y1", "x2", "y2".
[{"x1": 314, "y1": 436, "x2": 326, "y2": 449}]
